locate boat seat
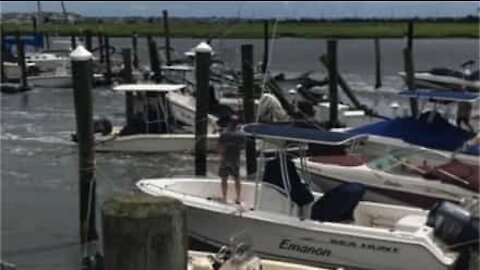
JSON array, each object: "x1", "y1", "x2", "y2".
[{"x1": 395, "y1": 215, "x2": 427, "y2": 233}]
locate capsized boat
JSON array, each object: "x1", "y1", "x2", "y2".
[
  {"x1": 137, "y1": 123, "x2": 479, "y2": 270},
  {"x1": 81, "y1": 83, "x2": 219, "y2": 153}
]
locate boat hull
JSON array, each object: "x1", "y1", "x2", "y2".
[
  {"x1": 29, "y1": 75, "x2": 72, "y2": 88},
  {"x1": 186, "y1": 204, "x2": 453, "y2": 270}
]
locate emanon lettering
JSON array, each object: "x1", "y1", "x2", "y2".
[{"x1": 279, "y1": 239, "x2": 331, "y2": 257}]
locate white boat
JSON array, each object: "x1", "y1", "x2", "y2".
[
  {"x1": 91, "y1": 83, "x2": 219, "y2": 153},
  {"x1": 25, "y1": 52, "x2": 69, "y2": 73},
  {"x1": 137, "y1": 123, "x2": 478, "y2": 270},
  {"x1": 398, "y1": 71, "x2": 480, "y2": 92},
  {"x1": 296, "y1": 144, "x2": 479, "y2": 209},
  {"x1": 3, "y1": 62, "x2": 37, "y2": 80},
  {"x1": 29, "y1": 71, "x2": 104, "y2": 88}
]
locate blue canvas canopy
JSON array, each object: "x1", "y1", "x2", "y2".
[
  {"x1": 241, "y1": 123, "x2": 367, "y2": 145},
  {"x1": 398, "y1": 89, "x2": 480, "y2": 103},
  {"x1": 349, "y1": 112, "x2": 477, "y2": 156},
  {"x1": 3, "y1": 34, "x2": 44, "y2": 55}
]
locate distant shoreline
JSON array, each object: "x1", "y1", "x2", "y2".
[{"x1": 2, "y1": 21, "x2": 478, "y2": 38}]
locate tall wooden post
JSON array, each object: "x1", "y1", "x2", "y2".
[
  {"x1": 195, "y1": 42, "x2": 212, "y2": 176},
  {"x1": 32, "y1": 16, "x2": 38, "y2": 34},
  {"x1": 242, "y1": 44, "x2": 256, "y2": 176},
  {"x1": 44, "y1": 32, "x2": 50, "y2": 50},
  {"x1": 16, "y1": 32, "x2": 28, "y2": 89},
  {"x1": 132, "y1": 33, "x2": 139, "y2": 69},
  {"x1": 98, "y1": 32, "x2": 104, "y2": 63},
  {"x1": 104, "y1": 35, "x2": 112, "y2": 85},
  {"x1": 84, "y1": 30, "x2": 92, "y2": 52},
  {"x1": 1, "y1": 27, "x2": 7, "y2": 83},
  {"x1": 122, "y1": 48, "x2": 135, "y2": 126},
  {"x1": 262, "y1": 20, "x2": 269, "y2": 74},
  {"x1": 327, "y1": 40, "x2": 339, "y2": 127},
  {"x1": 374, "y1": 38, "x2": 382, "y2": 89},
  {"x1": 71, "y1": 34, "x2": 77, "y2": 50},
  {"x1": 102, "y1": 194, "x2": 187, "y2": 270},
  {"x1": 70, "y1": 45, "x2": 99, "y2": 267},
  {"x1": 163, "y1": 10, "x2": 171, "y2": 66},
  {"x1": 147, "y1": 36, "x2": 162, "y2": 83},
  {"x1": 404, "y1": 21, "x2": 418, "y2": 117}
]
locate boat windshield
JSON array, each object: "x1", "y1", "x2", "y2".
[{"x1": 366, "y1": 148, "x2": 451, "y2": 176}]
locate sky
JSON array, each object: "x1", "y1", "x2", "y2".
[{"x1": 1, "y1": 1, "x2": 479, "y2": 19}]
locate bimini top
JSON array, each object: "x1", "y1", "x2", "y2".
[
  {"x1": 113, "y1": 84, "x2": 186, "y2": 93},
  {"x1": 241, "y1": 123, "x2": 367, "y2": 145},
  {"x1": 398, "y1": 89, "x2": 480, "y2": 103},
  {"x1": 349, "y1": 112, "x2": 477, "y2": 155}
]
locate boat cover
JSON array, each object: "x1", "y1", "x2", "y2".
[
  {"x1": 263, "y1": 157, "x2": 314, "y2": 207},
  {"x1": 310, "y1": 183, "x2": 366, "y2": 222},
  {"x1": 349, "y1": 112, "x2": 477, "y2": 155},
  {"x1": 398, "y1": 89, "x2": 480, "y2": 102},
  {"x1": 242, "y1": 123, "x2": 367, "y2": 145}
]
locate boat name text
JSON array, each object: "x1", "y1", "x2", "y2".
[{"x1": 279, "y1": 239, "x2": 331, "y2": 257}]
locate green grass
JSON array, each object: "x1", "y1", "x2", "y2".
[{"x1": 2, "y1": 21, "x2": 479, "y2": 38}]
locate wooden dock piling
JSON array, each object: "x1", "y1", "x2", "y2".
[
  {"x1": 98, "y1": 32, "x2": 104, "y2": 63},
  {"x1": 102, "y1": 194, "x2": 187, "y2": 270},
  {"x1": 404, "y1": 21, "x2": 418, "y2": 117},
  {"x1": 84, "y1": 30, "x2": 92, "y2": 52},
  {"x1": 104, "y1": 35, "x2": 112, "y2": 85},
  {"x1": 262, "y1": 20, "x2": 269, "y2": 74},
  {"x1": 147, "y1": 36, "x2": 162, "y2": 83},
  {"x1": 70, "y1": 45, "x2": 99, "y2": 266},
  {"x1": 374, "y1": 38, "x2": 382, "y2": 89},
  {"x1": 44, "y1": 32, "x2": 50, "y2": 50},
  {"x1": 121, "y1": 48, "x2": 135, "y2": 126},
  {"x1": 319, "y1": 54, "x2": 363, "y2": 110},
  {"x1": 242, "y1": 44, "x2": 257, "y2": 176},
  {"x1": 132, "y1": 33, "x2": 139, "y2": 69},
  {"x1": 1, "y1": 27, "x2": 6, "y2": 83},
  {"x1": 195, "y1": 42, "x2": 212, "y2": 176},
  {"x1": 71, "y1": 34, "x2": 76, "y2": 50},
  {"x1": 16, "y1": 32, "x2": 28, "y2": 90},
  {"x1": 327, "y1": 40, "x2": 339, "y2": 128},
  {"x1": 163, "y1": 10, "x2": 171, "y2": 66}
]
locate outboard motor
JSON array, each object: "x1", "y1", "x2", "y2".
[
  {"x1": 71, "y1": 117, "x2": 113, "y2": 142},
  {"x1": 427, "y1": 201, "x2": 479, "y2": 250}
]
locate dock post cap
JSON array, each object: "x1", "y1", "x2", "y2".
[
  {"x1": 70, "y1": 45, "x2": 93, "y2": 61},
  {"x1": 195, "y1": 41, "x2": 212, "y2": 54}
]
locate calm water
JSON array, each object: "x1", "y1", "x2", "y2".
[{"x1": 1, "y1": 37, "x2": 479, "y2": 269}]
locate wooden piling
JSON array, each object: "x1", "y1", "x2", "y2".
[
  {"x1": 404, "y1": 21, "x2": 418, "y2": 117},
  {"x1": 241, "y1": 44, "x2": 256, "y2": 176},
  {"x1": 70, "y1": 45, "x2": 99, "y2": 261},
  {"x1": 84, "y1": 30, "x2": 92, "y2": 52},
  {"x1": 32, "y1": 16, "x2": 38, "y2": 34},
  {"x1": 262, "y1": 20, "x2": 269, "y2": 73},
  {"x1": 104, "y1": 35, "x2": 112, "y2": 85},
  {"x1": 132, "y1": 33, "x2": 139, "y2": 69},
  {"x1": 102, "y1": 194, "x2": 187, "y2": 270},
  {"x1": 147, "y1": 36, "x2": 162, "y2": 83},
  {"x1": 71, "y1": 34, "x2": 77, "y2": 50},
  {"x1": 16, "y1": 32, "x2": 28, "y2": 89},
  {"x1": 319, "y1": 54, "x2": 363, "y2": 110},
  {"x1": 163, "y1": 10, "x2": 171, "y2": 66},
  {"x1": 194, "y1": 42, "x2": 212, "y2": 176},
  {"x1": 44, "y1": 31, "x2": 50, "y2": 50},
  {"x1": 121, "y1": 48, "x2": 135, "y2": 126},
  {"x1": 327, "y1": 40, "x2": 339, "y2": 128},
  {"x1": 1, "y1": 27, "x2": 6, "y2": 83},
  {"x1": 98, "y1": 32, "x2": 104, "y2": 63},
  {"x1": 374, "y1": 38, "x2": 382, "y2": 89}
]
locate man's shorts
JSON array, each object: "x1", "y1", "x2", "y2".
[{"x1": 218, "y1": 163, "x2": 240, "y2": 178}]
